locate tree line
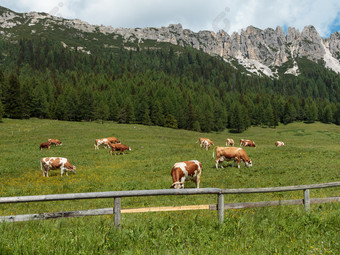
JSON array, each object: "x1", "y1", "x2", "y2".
[{"x1": 0, "y1": 38, "x2": 339, "y2": 132}]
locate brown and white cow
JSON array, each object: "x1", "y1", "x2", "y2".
[
  {"x1": 170, "y1": 160, "x2": 202, "y2": 189},
  {"x1": 108, "y1": 143, "x2": 131, "y2": 156},
  {"x1": 94, "y1": 138, "x2": 110, "y2": 150},
  {"x1": 107, "y1": 137, "x2": 120, "y2": 144},
  {"x1": 275, "y1": 141, "x2": 285, "y2": 147},
  {"x1": 213, "y1": 147, "x2": 252, "y2": 169},
  {"x1": 198, "y1": 138, "x2": 214, "y2": 148},
  {"x1": 202, "y1": 140, "x2": 211, "y2": 150},
  {"x1": 40, "y1": 142, "x2": 50, "y2": 150},
  {"x1": 225, "y1": 138, "x2": 235, "y2": 146},
  {"x1": 40, "y1": 157, "x2": 76, "y2": 177},
  {"x1": 48, "y1": 139, "x2": 62, "y2": 146},
  {"x1": 240, "y1": 139, "x2": 256, "y2": 147}
]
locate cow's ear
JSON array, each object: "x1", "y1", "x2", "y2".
[{"x1": 170, "y1": 184, "x2": 175, "y2": 188}]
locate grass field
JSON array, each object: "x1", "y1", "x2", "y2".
[{"x1": 0, "y1": 118, "x2": 339, "y2": 254}]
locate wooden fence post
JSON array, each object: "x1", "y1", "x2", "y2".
[
  {"x1": 114, "y1": 197, "x2": 121, "y2": 228},
  {"x1": 217, "y1": 193, "x2": 224, "y2": 224},
  {"x1": 304, "y1": 189, "x2": 310, "y2": 212}
]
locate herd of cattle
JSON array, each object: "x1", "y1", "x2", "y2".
[{"x1": 39, "y1": 136, "x2": 285, "y2": 189}]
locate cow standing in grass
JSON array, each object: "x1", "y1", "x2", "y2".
[
  {"x1": 40, "y1": 157, "x2": 76, "y2": 177},
  {"x1": 198, "y1": 138, "x2": 214, "y2": 148},
  {"x1": 170, "y1": 160, "x2": 202, "y2": 189},
  {"x1": 40, "y1": 142, "x2": 50, "y2": 150},
  {"x1": 225, "y1": 138, "x2": 235, "y2": 146},
  {"x1": 108, "y1": 143, "x2": 131, "y2": 156},
  {"x1": 213, "y1": 147, "x2": 252, "y2": 169},
  {"x1": 48, "y1": 139, "x2": 62, "y2": 146},
  {"x1": 275, "y1": 141, "x2": 285, "y2": 147}
]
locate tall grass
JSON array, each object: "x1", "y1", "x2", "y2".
[{"x1": 0, "y1": 118, "x2": 339, "y2": 254}]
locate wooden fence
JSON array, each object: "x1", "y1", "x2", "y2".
[{"x1": 1, "y1": 182, "x2": 339, "y2": 228}]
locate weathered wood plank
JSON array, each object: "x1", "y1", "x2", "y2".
[
  {"x1": 114, "y1": 197, "x2": 121, "y2": 229},
  {"x1": 220, "y1": 182, "x2": 340, "y2": 194},
  {"x1": 0, "y1": 188, "x2": 221, "y2": 204},
  {"x1": 121, "y1": 205, "x2": 210, "y2": 213},
  {"x1": 0, "y1": 197, "x2": 338, "y2": 223},
  {"x1": 0, "y1": 182, "x2": 339, "y2": 204}
]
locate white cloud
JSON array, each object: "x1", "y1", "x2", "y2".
[{"x1": 1, "y1": 0, "x2": 339, "y2": 37}]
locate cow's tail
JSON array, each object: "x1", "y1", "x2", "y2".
[{"x1": 212, "y1": 146, "x2": 217, "y2": 158}]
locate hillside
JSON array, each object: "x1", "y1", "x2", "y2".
[{"x1": 0, "y1": 6, "x2": 339, "y2": 131}]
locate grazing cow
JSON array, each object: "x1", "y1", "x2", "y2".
[
  {"x1": 240, "y1": 139, "x2": 256, "y2": 147},
  {"x1": 202, "y1": 140, "x2": 211, "y2": 150},
  {"x1": 40, "y1": 157, "x2": 76, "y2": 177},
  {"x1": 225, "y1": 138, "x2": 235, "y2": 146},
  {"x1": 198, "y1": 138, "x2": 214, "y2": 148},
  {"x1": 94, "y1": 138, "x2": 110, "y2": 150},
  {"x1": 48, "y1": 139, "x2": 62, "y2": 146},
  {"x1": 40, "y1": 142, "x2": 50, "y2": 150},
  {"x1": 213, "y1": 147, "x2": 252, "y2": 169},
  {"x1": 107, "y1": 137, "x2": 120, "y2": 144},
  {"x1": 275, "y1": 141, "x2": 285, "y2": 147},
  {"x1": 108, "y1": 143, "x2": 131, "y2": 156},
  {"x1": 170, "y1": 160, "x2": 202, "y2": 189}
]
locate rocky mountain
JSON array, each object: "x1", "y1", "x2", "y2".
[{"x1": 1, "y1": 6, "x2": 340, "y2": 77}]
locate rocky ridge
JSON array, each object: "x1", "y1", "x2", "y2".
[{"x1": 1, "y1": 7, "x2": 340, "y2": 77}]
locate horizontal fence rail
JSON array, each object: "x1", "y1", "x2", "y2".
[{"x1": 1, "y1": 182, "x2": 339, "y2": 226}]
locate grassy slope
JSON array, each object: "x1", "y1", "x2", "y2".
[{"x1": 0, "y1": 119, "x2": 339, "y2": 254}]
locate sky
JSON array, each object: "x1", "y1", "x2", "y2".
[{"x1": 1, "y1": 0, "x2": 340, "y2": 37}]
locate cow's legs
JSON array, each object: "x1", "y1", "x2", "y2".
[{"x1": 196, "y1": 175, "x2": 201, "y2": 189}]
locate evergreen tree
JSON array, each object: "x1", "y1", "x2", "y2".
[
  {"x1": 264, "y1": 104, "x2": 274, "y2": 127},
  {"x1": 230, "y1": 103, "x2": 249, "y2": 133},
  {"x1": 0, "y1": 100, "x2": 4, "y2": 121},
  {"x1": 151, "y1": 100, "x2": 164, "y2": 126},
  {"x1": 283, "y1": 102, "x2": 297, "y2": 124},
  {"x1": 55, "y1": 95, "x2": 66, "y2": 120},
  {"x1": 334, "y1": 103, "x2": 340, "y2": 125},
  {"x1": 142, "y1": 108, "x2": 152, "y2": 125},
  {"x1": 31, "y1": 85, "x2": 49, "y2": 119},
  {"x1": 164, "y1": 114, "x2": 178, "y2": 128},
  {"x1": 305, "y1": 99, "x2": 318, "y2": 123},
  {"x1": 94, "y1": 98, "x2": 109, "y2": 124},
  {"x1": 5, "y1": 73, "x2": 23, "y2": 119},
  {"x1": 321, "y1": 104, "x2": 333, "y2": 123}
]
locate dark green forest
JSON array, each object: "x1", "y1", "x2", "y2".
[{"x1": 0, "y1": 37, "x2": 339, "y2": 132}]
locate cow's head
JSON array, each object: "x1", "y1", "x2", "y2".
[
  {"x1": 70, "y1": 165, "x2": 76, "y2": 173},
  {"x1": 245, "y1": 160, "x2": 252, "y2": 167},
  {"x1": 170, "y1": 181, "x2": 184, "y2": 189}
]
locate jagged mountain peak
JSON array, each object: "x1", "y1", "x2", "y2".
[{"x1": 0, "y1": 5, "x2": 340, "y2": 77}]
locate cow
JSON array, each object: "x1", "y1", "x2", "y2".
[
  {"x1": 170, "y1": 160, "x2": 202, "y2": 189},
  {"x1": 48, "y1": 139, "x2": 62, "y2": 146},
  {"x1": 275, "y1": 141, "x2": 285, "y2": 147},
  {"x1": 108, "y1": 143, "x2": 131, "y2": 156},
  {"x1": 240, "y1": 139, "x2": 256, "y2": 147},
  {"x1": 225, "y1": 138, "x2": 235, "y2": 146},
  {"x1": 40, "y1": 157, "x2": 76, "y2": 177},
  {"x1": 202, "y1": 140, "x2": 211, "y2": 150},
  {"x1": 198, "y1": 138, "x2": 214, "y2": 148},
  {"x1": 107, "y1": 137, "x2": 120, "y2": 144},
  {"x1": 94, "y1": 138, "x2": 110, "y2": 150},
  {"x1": 213, "y1": 147, "x2": 252, "y2": 169},
  {"x1": 40, "y1": 142, "x2": 50, "y2": 150}
]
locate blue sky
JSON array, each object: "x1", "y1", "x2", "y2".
[{"x1": 1, "y1": 0, "x2": 339, "y2": 37}]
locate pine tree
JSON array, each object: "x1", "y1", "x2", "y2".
[
  {"x1": 5, "y1": 73, "x2": 23, "y2": 119},
  {"x1": 305, "y1": 99, "x2": 318, "y2": 123},
  {"x1": 283, "y1": 102, "x2": 297, "y2": 124},
  {"x1": 164, "y1": 114, "x2": 178, "y2": 128},
  {"x1": 0, "y1": 100, "x2": 4, "y2": 121},
  {"x1": 94, "y1": 98, "x2": 109, "y2": 124}
]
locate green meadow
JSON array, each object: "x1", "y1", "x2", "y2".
[{"x1": 0, "y1": 118, "x2": 339, "y2": 254}]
